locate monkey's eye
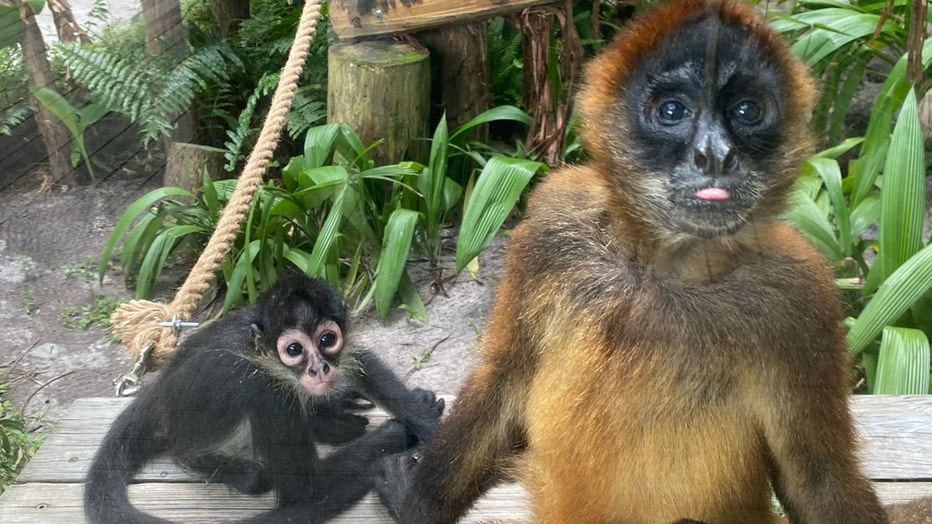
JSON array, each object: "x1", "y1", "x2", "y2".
[
  {"x1": 285, "y1": 342, "x2": 304, "y2": 357},
  {"x1": 658, "y1": 101, "x2": 688, "y2": 124},
  {"x1": 319, "y1": 332, "x2": 337, "y2": 349},
  {"x1": 731, "y1": 100, "x2": 762, "y2": 125}
]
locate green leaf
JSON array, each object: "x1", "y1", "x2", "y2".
[
  {"x1": 99, "y1": 187, "x2": 193, "y2": 283},
  {"x1": 302, "y1": 123, "x2": 342, "y2": 167},
  {"x1": 848, "y1": 243, "x2": 932, "y2": 354},
  {"x1": 305, "y1": 186, "x2": 348, "y2": 277},
  {"x1": 873, "y1": 327, "x2": 930, "y2": 394},
  {"x1": 397, "y1": 271, "x2": 427, "y2": 321},
  {"x1": 25, "y1": 0, "x2": 45, "y2": 15},
  {"x1": 0, "y1": 6, "x2": 23, "y2": 49},
  {"x1": 848, "y1": 195, "x2": 880, "y2": 240},
  {"x1": 135, "y1": 224, "x2": 204, "y2": 298},
  {"x1": 425, "y1": 114, "x2": 450, "y2": 225},
  {"x1": 374, "y1": 209, "x2": 419, "y2": 318},
  {"x1": 871, "y1": 88, "x2": 925, "y2": 288},
  {"x1": 456, "y1": 157, "x2": 543, "y2": 272},
  {"x1": 851, "y1": 38, "x2": 932, "y2": 207},
  {"x1": 784, "y1": 190, "x2": 844, "y2": 262},
  {"x1": 806, "y1": 157, "x2": 850, "y2": 254},
  {"x1": 29, "y1": 86, "x2": 97, "y2": 178},
  {"x1": 450, "y1": 105, "x2": 532, "y2": 143}
]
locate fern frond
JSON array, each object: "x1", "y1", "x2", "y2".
[
  {"x1": 224, "y1": 72, "x2": 279, "y2": 170},
  {"x1": 286, "y1": 87, "x2": 325, "y2": 140},
  {"x1": 0, "y1": 102, "x2": 30, "y2": 136},
  {"x1": 61, "y1": 43, "x2": 156, "y2": 124}
]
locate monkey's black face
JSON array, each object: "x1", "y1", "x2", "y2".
[{"x1": 621, "y1": 13, "x2": 788, "y2": 238}]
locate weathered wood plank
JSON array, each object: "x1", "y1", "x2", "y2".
[
  {"x1": 0, "y1": 482, "x2": 528, "y2": 523},
  {"x1": 330, "y1": 0, "x2": 560, "y2": 40},
  {"x1": 2, "y1": 395, "x2": 931, "y2": 523},
  {"x1": 875, "y1": 482, "x2": 932, "y2": 505},
  {"x1": 851, "y1": 395, "x2": 932, "y2": 480}
]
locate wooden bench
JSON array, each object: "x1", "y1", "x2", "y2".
[{"x1": 1, "y1": 395, "x2": 930, "y2": 523}]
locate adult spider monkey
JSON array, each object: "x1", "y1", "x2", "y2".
[
  {"x1": 84, "y1": 273, "x2": 444, "y2": 524},
  {"x1": 378, "y1": 0, "x2": 890, "y2": 523}
]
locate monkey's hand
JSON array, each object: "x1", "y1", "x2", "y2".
[
  {"x1": 374, "y1": 449, "x2": 421, "y2": 521},
  {"x1": 403, "y1": 388, "x2": 445, "y2": 444},
  {"x1": 315, "y1": 411, "x2": 369, "y2": 444},
  {"x1": 369, "y1": 418, "x2": 415, "y2": 455}
]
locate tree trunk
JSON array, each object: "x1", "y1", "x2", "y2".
[
  {"x1": 20, "y1": 6, "x2": 74, "y2": 183},
  {"x1": 209, "y1": 0, "x2": 249, "y2": 38},
  {"x1": 140, "y1": 0, "x2": 193, "y2": 144},
  {"x1": 420, "y1": 23, "x2": 491, "y2": 139},
  {"x1": 47, "y1": 0, "x2": 91, "y2": 44}
]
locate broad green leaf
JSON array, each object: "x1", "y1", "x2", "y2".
[
  {"x1": 305, "y1": 186, "x2": 348, "y2": 277},
  {"x1": 0, "y1": 6, "x2": 23, "y2": 49},
  {"x1": 302, "y1": 123, "x2": 342, "y2": 167},
  {"x1": 785, "y1": 190, "x2": 844, "y2": 262},
  {"x1": 135, "y1": 225, "x2": 204, "y2": 298},
  {"x1": 849, "y1": 195, "x2": 880, "y2": 240},
  {"x1": 374, "y1": 209, "x2": 419, "y2": 318},
  {"x1": 870, "y1": 88, "x2": 925, "y2": 289},
  {"x1": 873, "y1": 327, "x2": 930, "y2": 394},
  {"x1": 450, "y1": 105, "x2": 532, "y2": 142},
  {"x1": 812, "y1": 136, "x2": 864, "y2": 160},
  {"x1": 223, "y1": 240, "x2": 263, "y2": 312},
  {"x1": 852, "y1": 38, "x2": 932, "y2": 207},
  {"x1": 424, "y1": 114, "x2": 449, "y2": 225},
  {"x1": 397, "y1": 271, "x2": 427, "y2": 321},
  {"x1": 848, "y1": 243, "x2": 932, "y2": 354},
  {"x1": 806, "y1": 157, "x2": 850, "y2": 254},
  {"x1": 99, "y1": 187, "x2": 193, "y2": 282},
  {"x1": 456, "y1": 157, "x2": 543, "y2": 272}
]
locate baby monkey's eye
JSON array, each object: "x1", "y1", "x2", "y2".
[
  {"x1": 286, "y1": 342, "x2": 303, "y2": 356},
  {"x1": 319, "y1": 332, "x2": 337, "y2": 349}
]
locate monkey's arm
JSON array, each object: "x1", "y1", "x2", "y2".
[
  {"x1": 752, "y1": 246, "x2": 888, "y2": 524},
  {"x1": 350, "y1": 350, "x2": 444, "y2": 443},
  {"x1": 760, "y1": 355, "x2": 887, "y2": 524},
  {"x1": 395, "y1": 233, "x2": 546, "y2": 523}
]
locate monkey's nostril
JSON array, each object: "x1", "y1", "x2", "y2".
[
  {"x1": 308, "y1": 366, "x2": 318, "y2": 377},
  {"x1": 694, "y1": 149, "x2": 708, "y2": 170},
  {"x1": 322, "y1": 363, "x2": 331, "y2": 375}
]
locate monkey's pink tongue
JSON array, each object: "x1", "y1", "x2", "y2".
[{"x1": 696, "y1": 187, "x2": 730, "y2": 201}]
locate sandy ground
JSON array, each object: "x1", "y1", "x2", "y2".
[{"x1": 0, "y1": 159, "x2": 499, "y2": 431}]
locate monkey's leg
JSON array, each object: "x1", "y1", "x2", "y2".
[
  {"x1": 177, "y1": 454, "x2": 271, "y2": 494},
  {"x1": 240, "y1": 419, "x2": 411, "y2": 524}
]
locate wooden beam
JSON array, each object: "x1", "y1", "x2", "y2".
[{"x1": 330, "y1": 0, "x2": 560, "y2": 40}]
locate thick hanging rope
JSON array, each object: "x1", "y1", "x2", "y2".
[{"x1": 110, "y1": 0, "x2": 323, "y2": 365}]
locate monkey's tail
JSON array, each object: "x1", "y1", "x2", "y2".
[{"x1": 83, "y1": 399, "x2": 171, "y2": 524}]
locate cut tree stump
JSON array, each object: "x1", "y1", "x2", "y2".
[
  {"x1": 328, "y1": 40, "x2": 430, "y2": 165},
  {"x1": 163, "y1": 142, "x2": 227, "y2": 195}
]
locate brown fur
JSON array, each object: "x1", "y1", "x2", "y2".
[{"x1": 397, "y1": 1, "x2": 888, "y2": 523}]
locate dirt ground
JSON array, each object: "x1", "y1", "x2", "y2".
[{"x1": 0, "y1": 121, "x2": 498, "y2": 434}]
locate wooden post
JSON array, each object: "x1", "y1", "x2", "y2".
[
  {"x1": 163, "y1": 142, "x2": 227, "y2": 195},
  {"x1": 327, "y1": 41, "x2": 430, "y2": 165}
]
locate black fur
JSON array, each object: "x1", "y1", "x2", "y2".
[{"x1": 84, "y1": 274, "x2": 444, "y2": 524}]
